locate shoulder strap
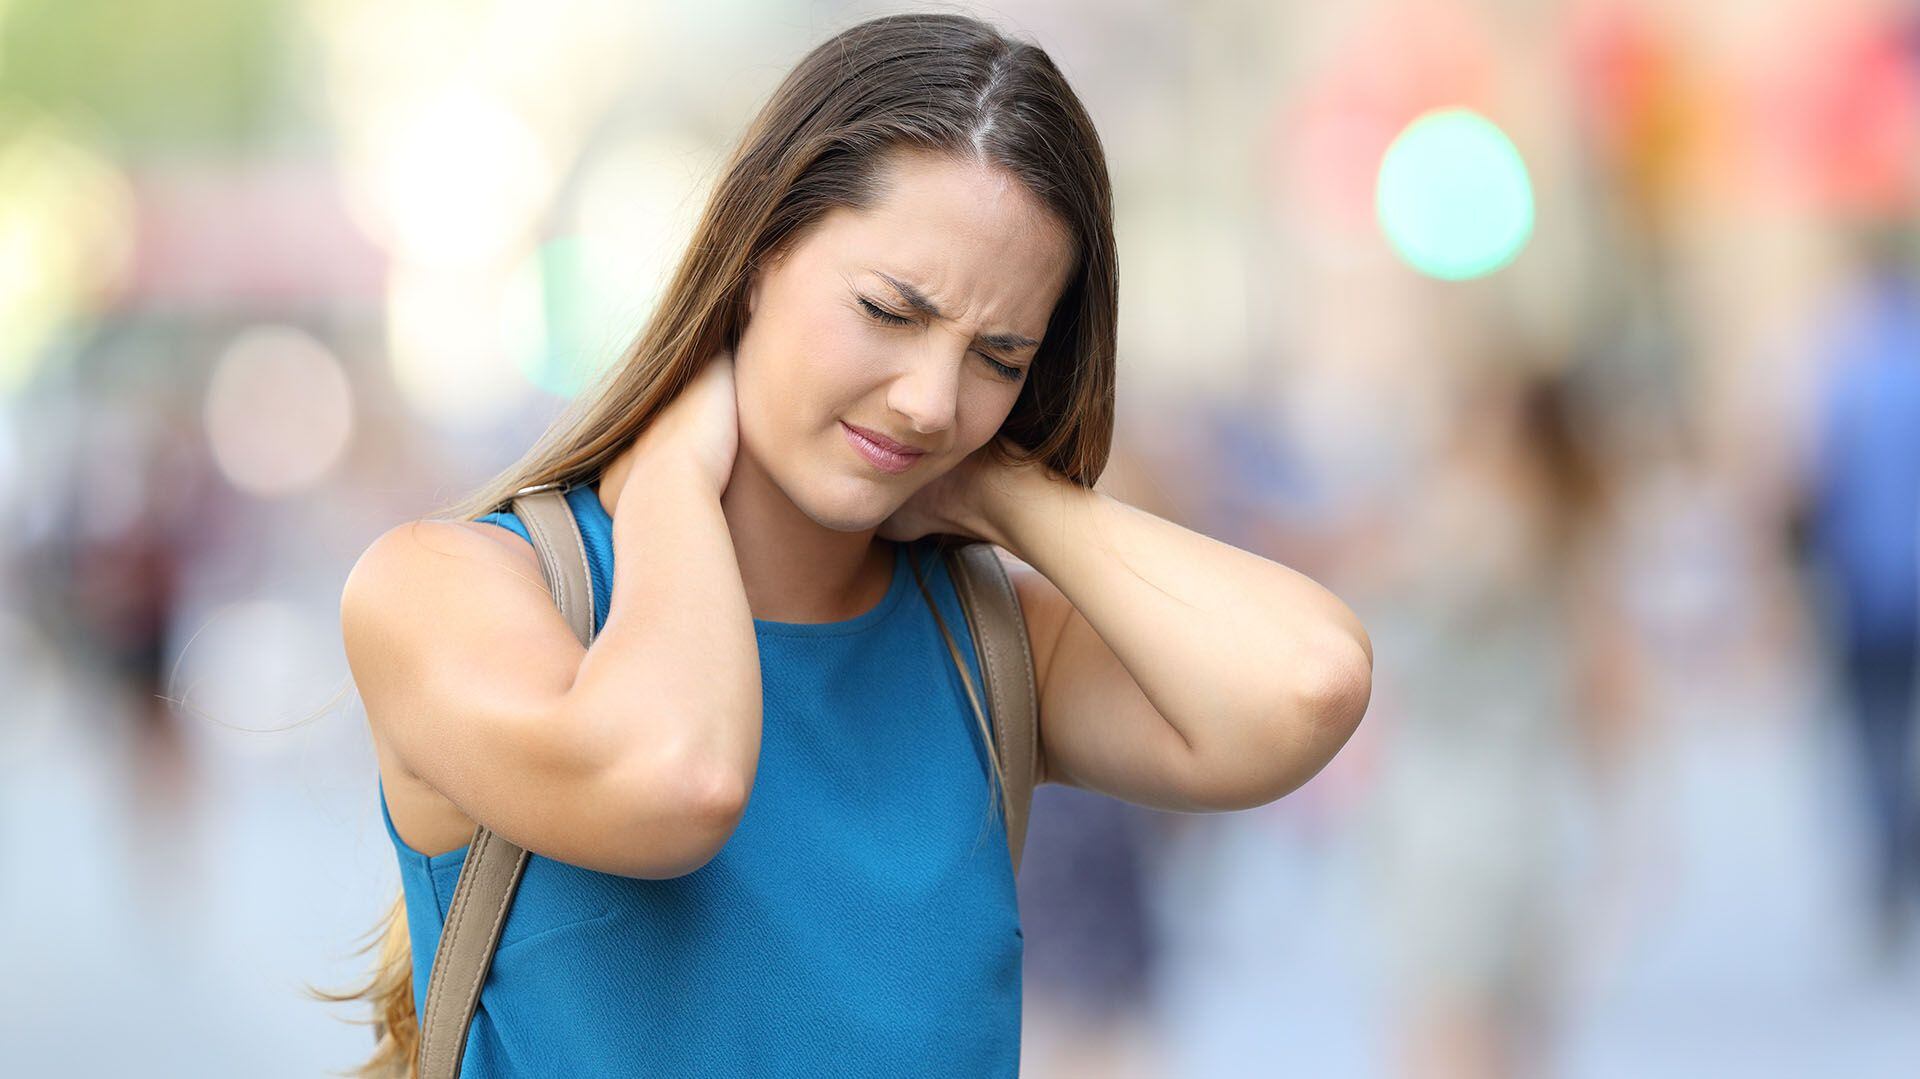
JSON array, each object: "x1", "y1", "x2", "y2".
[
  {"x1": 417, "y1": 484, "x2": 592, "y2": 1079},
  {"x1": 939, "y1": 543, "x2": 1041, "y2": 876}
]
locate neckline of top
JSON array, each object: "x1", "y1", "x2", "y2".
[{"x1": 570, "y1": 480, "x2": 915, "y2": 638}]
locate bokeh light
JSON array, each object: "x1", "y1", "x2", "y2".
[
  {"x1": 203, "y1": 325, "x2": 354, "y2": 497},
  {"x1": 510, "y1": 234, "x2": 602, "y2": 399},
  {"x1": 342, "y1": 86, "x2": 556, "y2": 267},
  {"x1": 1376, "y1": 106, "x2": 1534, "y2": 280},
  {"x1": 514, "y1": 135, "x2": 710, "y2": 398},
  {"x1": 385, "y1": 262, "x2": 542, "y2": 426},
  {"x1": 0, "y1": 114, "x2": 134, "y2": 394}
]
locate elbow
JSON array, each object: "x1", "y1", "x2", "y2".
[
  {"x1": 1207, "y1": 635, "x2": 1373, "y2": 813},
  {"x1": 620, "y1": 784, "x2": 749, "y2": 880},
  {"x1": 667, "y1": 744, "x2": 752, "y2": 820},
  {"x1": 1300, "y1": 629, "x2": 1373, "y2": 741},
  {"x1": 603, "y1": 740, "x2": 753, "y2": 880},
  {"x1": 646, "y1": 797, "x2": 749, "y2": 879},
  {"x1": 653, "y1": 756, "x2": 753, "y2": 878}
]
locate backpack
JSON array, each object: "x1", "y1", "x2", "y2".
[{"x1": 413, "y1": 482, "x2": 1040, "y2": 1078}]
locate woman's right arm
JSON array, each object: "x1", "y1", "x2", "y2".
[{"x1": 340, "y1": 449, "x2": 761, "y2": 880}]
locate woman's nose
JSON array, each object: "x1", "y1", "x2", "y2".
[{"x1": 885, "y1": 345, "x2": 966, "y2": 438}]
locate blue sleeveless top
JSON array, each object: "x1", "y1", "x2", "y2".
[{"x1": 377, "y1": 481, "x2": 1023, "y2": 1075}]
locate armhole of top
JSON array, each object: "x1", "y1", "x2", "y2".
[{"x1": 473, "y1": 510, "x2": 531, "y2": 546}]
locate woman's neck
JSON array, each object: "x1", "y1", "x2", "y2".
[{"x1": 599, "y1": 445, "x2": 894, "y2": 624}]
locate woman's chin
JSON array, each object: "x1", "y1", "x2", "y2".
[{"x1": 799, "y1": 480, "x2": 899, "y2": 533}]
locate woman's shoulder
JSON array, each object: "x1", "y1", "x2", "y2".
[{"x1": 345, "y1": 517, "x2": 545, "y2": 614}]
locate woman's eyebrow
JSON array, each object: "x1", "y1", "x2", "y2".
[{"x1": 870, "y1": 270, "x2": 1042, "y2": 351}]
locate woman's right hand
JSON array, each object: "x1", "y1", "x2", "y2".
[{"x1": 620, "y1": 349, "x2": 741, "y2": 499}]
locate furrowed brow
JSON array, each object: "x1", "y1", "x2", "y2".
[{"x1": 873, "y1": 270, "x2": 1042, "y2": 352}]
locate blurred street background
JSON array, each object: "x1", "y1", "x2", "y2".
[{"x1": 4, "y1": 0, "x2": 1920, "y2": 1075}]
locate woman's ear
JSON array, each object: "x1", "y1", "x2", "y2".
[{"x1": 745, "y1": 238, "x2": 797, "y2": 319}]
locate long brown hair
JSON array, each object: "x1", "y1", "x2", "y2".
[{"x1": 312, "y1": 12, "x2": 1118, "y2": 1075}]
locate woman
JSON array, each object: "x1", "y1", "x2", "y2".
[{"x1": 329, "y1": 12, "x2": 1372, "y2": 1076}]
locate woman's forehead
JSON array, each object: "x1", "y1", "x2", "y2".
[{"x1": 820, "y1": 206, "x2": 1072, "y2": 310}]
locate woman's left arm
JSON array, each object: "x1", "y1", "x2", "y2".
[{"x1": 967, "y1": 462, "x2": 1373, "y2": 814}]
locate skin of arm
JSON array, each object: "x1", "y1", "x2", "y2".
[
  {"x1": 961, "y1": 460, "x2": 1375, "y2": 813},
  {"x1": 579, "y1": 449, "x2": 765, "y2": 817}
]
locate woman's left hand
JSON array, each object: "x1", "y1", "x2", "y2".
[{"x1": 876, "y1": 434, "x2": 1029, "y2": 545}]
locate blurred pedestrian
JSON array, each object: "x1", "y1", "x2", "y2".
[
  {"x1": 1801, "y1": 232, "x2": 1920, "y2": 961},
  {"x1": 1366, "y1": 360, "x2": 1619, "y2": 1079}
]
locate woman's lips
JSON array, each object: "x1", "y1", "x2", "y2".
[{"x1": 842, "y1": 421, "x2": 925, "y2": 473}]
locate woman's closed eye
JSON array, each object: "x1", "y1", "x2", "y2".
[{"x1": 857, "y1": 296, "x2": 1026, "y2": 382}]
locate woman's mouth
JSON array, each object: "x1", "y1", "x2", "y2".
[{"x1": 841, "y1": 421, "x2": 926, "y2": 474}]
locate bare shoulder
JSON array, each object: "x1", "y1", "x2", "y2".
[
  {"x1": 347, "y1": 517, "x2": 544, "y2": 607},
  {"x1": 341, "y1": 515, "x2": 561, "y2": 723}
]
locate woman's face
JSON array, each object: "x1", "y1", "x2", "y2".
[{"x1": 734, "y1": 149, "x2": 1077, "y2": 532}]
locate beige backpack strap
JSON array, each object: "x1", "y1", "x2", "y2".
[
  {"x1": 941, "y1": 542, "x2": 1040, "y2": 876},
  {"x1": 417, "y1": 484, "x2": 596, "y2": 1079}
]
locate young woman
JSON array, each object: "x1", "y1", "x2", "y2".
[{"x1": 330, "y1": 12, "x2": 1372, "y2": 1076}]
